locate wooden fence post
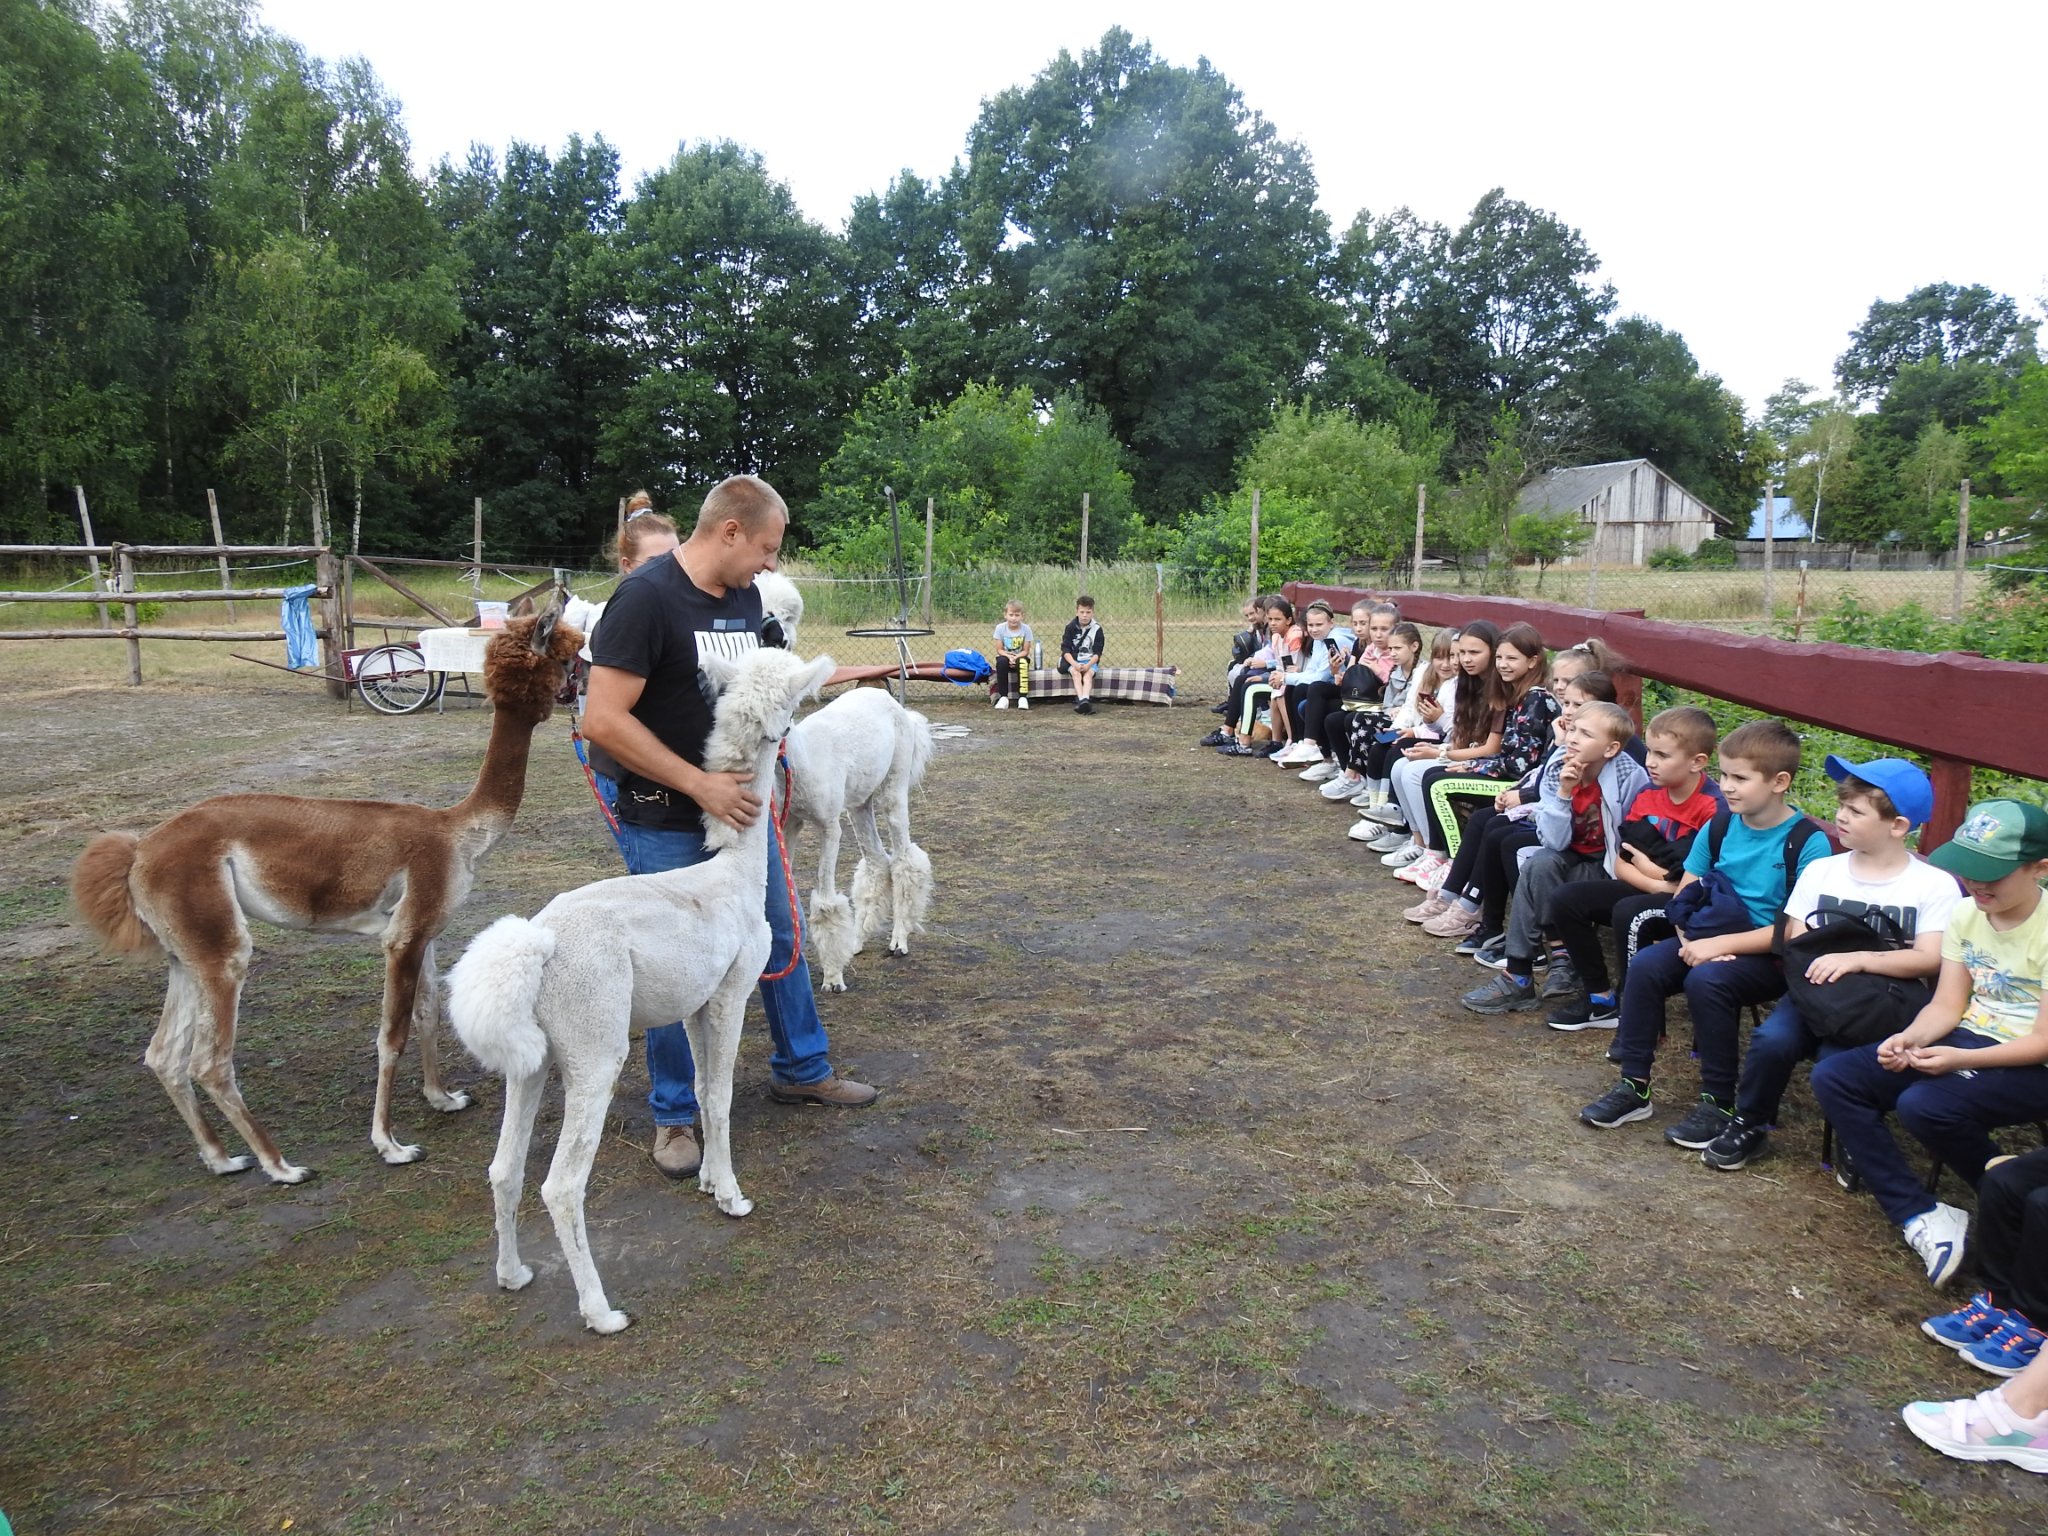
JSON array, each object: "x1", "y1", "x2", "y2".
[
  {"x1": 472, "y1": 497, "x2": 485, "y2": 602},
  {"x1": 74, "y1": 486, "x2": 110, "y2": 628},
  {"x1": 1248, "y1": 489, "x2": 1261, "y2": 598},
  {"x1": 1953, "y1": 479, "x2": 1971, "y2": 621},
  {"x1": 1154, "y1": 562, "x2": 1165, "y2": 667},
  {"x1": 115, "y1": 545, "x2": 141, "y2": 686},
  {"x1": 1762, "y1": 480, "x2": 1776, "y2": 625},
  {"x1": 1585, "y1": 489, "x2": 1601, "y2": 609},
  {"x1": 1926, "y1": 755, "x2": 1973, "y2": 852},
  {"x1": 316, "y1": 547, "x2": 345, "y2": 700},
  {"x1": 923, "y1": 497, "x2": 935, "y2": 626},
  {"x1": 206, "y1": 488, "x2": 236, "y2": 622},
  {"x1": 1414, "y1": 483, "x2": 1426, "y2": 590}
]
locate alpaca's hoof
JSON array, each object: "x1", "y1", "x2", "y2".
[
  {"x1": 208, "y1": 1153, "x2": 255, "y2": 1176},
  {"x1": 267, "y1": 1161, "x2": 313, "y2": 1185},
  {"x1": 822, "y1": 972, "x2": 848, "y2": 992},
  {"x1": 498, "y1": 1263, "x2": 534, "y2": 1292},
  {"x1": 888, "y1": 939, "x2": 910, "y2": 956},
  {"x1": 379, "y1": 1141, "x2": 424, "y2": 1165},
  {"x1": 707, "y1": 1185, "x2": 753, "y2": 1218},
  {"x1": 428, "y1": 1088, "x2": 472, "y2": 1113},
  {"x1": 585, "y1": 1308, "x2": 631, "y2": 1335}
]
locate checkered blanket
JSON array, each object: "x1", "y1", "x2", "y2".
[{"x1": 1015, "y1": 666, "x2": 1178, "y2": 704}]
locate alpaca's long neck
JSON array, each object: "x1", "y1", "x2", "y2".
[
  {"x1": 450, "y1": 703, "x2": 540, "y2": 829},
  {"x1": 700, "y1": 729, "x2": 781, "y2": 856}
]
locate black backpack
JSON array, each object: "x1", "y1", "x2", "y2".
[
  {"x1": 1702, "y1": 809, "x2": 1830, "y2": 948},
  {"x1": 1782, "y1": 907, "x2": 1935, "y2": 1045}
]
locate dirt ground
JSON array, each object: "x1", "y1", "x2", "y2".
[{"x1": 2, "y1": 647, "x2": 2045, "y2": 1535}]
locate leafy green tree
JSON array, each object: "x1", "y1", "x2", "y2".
[
  {"x1": 843, "y1": 171, "x2": 977, "y2": 405},
  {"x1": 430, "y1": 136, "x2": 630, "y2": 559},
  {"x1": 1570, "y1": 316, "x2": 1754, "y2": 514},
  {"x1": 1169, "y1": 488, "x2": 1333, "y2": 584},
  {"x1": 1508, "y1": 508, "x2": 1587, "y2": 592},
  {"x1": 951, "y1": 28, "x2": 1331, "y2": 516},
  {"x1": 0, "y1": 0, "x2": 185, "y2": 537},
  {"x1": 596, "y1": 141, "x2": 860, "y2": 515},
  {"x1": 1236, "y1": 403, "x2": 1445, "y2": 568},
  {"x1": 1980, "y1": 363, "x2": 2048, "y2": 508},
  {"x1": 1784, "y1": 398, "x2": 1858, "y2": 540},
  {"x1": 1898, "y1": 420, "x2": 1967, "y2": 542},
  {"x1": 1444, "y1": 407, "x2": 1531, "y2": 592},
  {"x1": 1836, "y1": 283, "x2": 2038, "y2": 404}
]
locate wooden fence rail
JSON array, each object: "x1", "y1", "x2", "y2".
[{"x1": 1289, "y1": 583, "x2": 2048, "y2": 853}]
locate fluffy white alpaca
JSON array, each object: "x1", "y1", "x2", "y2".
[
  {"x1": 753, "y1": 569, "x2": 803, "y2": 649},
  {"x1": 447, "y1": 647, "x2": 835, "y2": 1334},
  {"x1": 782, "y1": 688, "x2": 934, "y2": 991}
]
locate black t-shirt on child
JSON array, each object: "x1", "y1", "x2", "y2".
[{"x1": 589, "y1": 553, "x2": 763, "y2": 832}]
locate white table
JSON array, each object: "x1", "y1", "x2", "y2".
[{"x1": 416, "y1": 627, "x2": 495, "y2": 711}]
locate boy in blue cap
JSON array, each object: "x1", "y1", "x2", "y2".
[
  {"x1": 1812, "y1": 797, "x2": 2048, "y2": 1296},
  {"x1": 1702, "y1": 755, "x2": 1959, "y2": 1171}
]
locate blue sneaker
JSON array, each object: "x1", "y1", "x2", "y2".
[
  {"x1": 1963, "y1": 1317, "x2": 2047, "y2": 1379},
  {"x1": 1924, "y1": 1293, "x2": 2012, "y2": 1352}
]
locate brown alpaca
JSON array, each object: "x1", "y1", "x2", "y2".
[{"x1": 72, "y1": 612, "x2": 584, "y2": 1183}]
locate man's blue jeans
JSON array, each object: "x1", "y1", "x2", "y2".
[{"x1": 615, "y1": 815, "x2": 833, "y2": 1127}]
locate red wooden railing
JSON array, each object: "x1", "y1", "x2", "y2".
[{"x1": 1288, "y1": 584, "x2": 2048, "y2": 852}]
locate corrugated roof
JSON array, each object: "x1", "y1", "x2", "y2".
[{"x1": 1514, "y1": 459, "x2": 1730, "y2": 524}]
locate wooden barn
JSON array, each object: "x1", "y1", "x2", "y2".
[{"x1": 1515, "y1": 459, "x2": 1729, "y2": 567}]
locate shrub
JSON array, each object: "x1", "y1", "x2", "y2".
[
  {"x1": 1690, "y1": 537, "x2": 1738, "y2": 568},
  {"x1": 1646, "y1": 547, "x2": 1691, "y2": 571}
]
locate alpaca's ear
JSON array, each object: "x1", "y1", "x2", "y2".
[
  {"x1": 800, "y1": 654, "x2": 836, "y2": 701},
  {"x1": 699, "y1": 651, "x2": 742, "y2": 695},
  {"x1": 530, "y1": 608, "x2": 559, "y2": 655}
]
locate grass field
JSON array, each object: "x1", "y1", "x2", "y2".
[{"x1": 2, "y1": 652, "x2": 2046, "y2": 1533}]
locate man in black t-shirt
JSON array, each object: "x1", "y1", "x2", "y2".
[{"x1": 585, "y1": 475, "x2": 878, "y2": 1179}]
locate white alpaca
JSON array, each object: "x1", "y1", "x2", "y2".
[
  {"x1": 782, "y1": 688, "x2": 935, "y2": 991},
  {"x1": 754, "y1": 569, "x2": 803, "y2": 649},
  {"x1": 447, "y1": 647, "x2": 835, "y2": 1334}
]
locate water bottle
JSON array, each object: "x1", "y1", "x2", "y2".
[{"x1": 1033, "y1": 641, "x2": 1043, "y2": 668}]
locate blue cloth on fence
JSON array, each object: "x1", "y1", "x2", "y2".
[{"x1": 281, "y1": 584, "x2": 318, "y2": 670}]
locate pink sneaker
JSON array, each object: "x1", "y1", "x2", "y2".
[
  {"x1": 1396, "y1": 851, "x2": 1445, "y2": 885},
  {"x1": 1423, "y1": 903, "x2": 1484, "y2": 939},
  {"x1": 1403, "y1": 892, "x2": 1451, "y2": 923}
]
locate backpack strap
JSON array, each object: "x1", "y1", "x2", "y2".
[
  {"x1": 1772, "y1": 815, "x2": 1826, "y2": 949},
  {"x1": 1706, "y1": 807, "x2": 1732, "y2": 866}
]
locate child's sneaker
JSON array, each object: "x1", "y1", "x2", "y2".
[
  {"x1": 1663, "y1": 1095, "x2": 1733, "y2": 1150},
  {"x1": 1904, "y1": 1202, "x2": 1970, "y2": 1287},
  {"x1": 1299, "y1": 760, "x2": 1340, "y2": 783},
  {"x1": 1346, "y1": 819, "x2": 1385, "y2": 843},
  {"x1": 1901, "y1": 1388, "x2": 2048, "y2": 1472},
  {"x1": 1381, "y1": 842, "x2": 1424, "y2": 868},
  {"x1": 1546, "y1": 992, "x2": 1620, "y2": 1031},
  {"x1": 1423, "y1": 903, "x2": 1484, "y2": 940},
  {"x1": 1963, "y1": 1317, "x2": 2048, "y2": 1378},
  {"x1": 1471, "y1": 935, "x2": 1510, "y2": 969},
  {"x1": 1403, "y1": 892, "x2": 1451, "y2": 923},
  {"x1": 1580, "y1": 1077, "x2": 1652, "y2": 1128},
  {"x1": 1924, "y1": 1293, "x2": 2014, "y2": 1352},
  {"x1": 1700, "y1": 1115, "x2": 1770, "y2": 1170},
  {"x1": 1461, "y1": 973, "x2": 1541, "y2": 1014},
  {"x1": 1017, "y1": 697, "x2": 1029, "y2": 710},
  {"x1": 1454, "y1": 929, "x2": 1501, "y2": 958},
  {"x1": 1366, "y1": 829, "x2": 1412, "y2": 853},
  {"x1": 994, "y1": 696, "x2": 1010, "y2": 709},
  {"x1": 1360, "y1": 803, "x2": 1407, "y2": 826},
  {"x1": 1396, "y1": 850, "x2": 1446, "y2": 885},
  {"x1": 1538, "y1": 959, "x2": 1581, "y2": 1001},
  {"x1": 1320, "y1": 772, "x2": 1365, "y2": 800}
]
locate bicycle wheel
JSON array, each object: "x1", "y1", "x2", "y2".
[{"x1": 355, "y1": 645, "x2": 445, "y2": 715}]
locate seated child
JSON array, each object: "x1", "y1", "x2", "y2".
[
  {"x1": 1810, "y1": 799, "x2": 2048, "y2": 1287},
  {"x1": 1543, "y1": 706, "x2": 1723, "y2": 1029},
  {"x1": 1700, "y1": 756, "x2": 1956, "y2": 1171},
  {"x1": 1917, "y1": 1146, "x2": 2048, "y2": 1383},
  {"x1": 1578, "y1": 718, "x2": 1829, "y2": 1148},
  {"x1": 1060, "y1": 595, "x2": 1105, "y2": 715},
  {"x1": 1216, "y1": 597, "x2": 1298, "y2": 756},
  {"x1": 990, "y1": 599, "x2": 1036, "y2": 710},
  {"x1": 1202, "y1": 598, "x2": 1270, "y2": 739},
  {"x1": 1461, "y1": 702, "x2": 1649, "y2": 1013},
  {"x1": 1348, "y1": 622, "x2": 1442, "y2": 830}
]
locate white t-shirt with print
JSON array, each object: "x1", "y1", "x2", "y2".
[{"x1": 1785, "y1": 851, "x2": 1962, "y2": 944}]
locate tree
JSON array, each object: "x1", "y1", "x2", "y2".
[
  {"x1": 1785, "y1": 399, "x2": 1858, "y2": 541},
  {"x1": 596, "y1": 141, "x2": 860, "y2": 516},
  {"x1": 950, "y1": 29, "x2": 1332, "y2": 516},
  {"x1": 1508, "y1": 508, "x2": 1587, "y2": 592},
  {"x1": 1898, "y1": 420, "x2": 1967, "y2": 542},
  {"x1": 1980, "y1": 363, "x2": 2048, "y2": 508},
  {"x1": 1570, "y1": 316, "x2": 1754, "y2": 515},
  {"x1": 1836, "y1": 283, "x2": 2038, "y2": 404},
  {"x1": 1441, "y1": 407, "x2": 1531, "y2": 592},
  {"x1": 431, "y1": 136, "x2": 632, "y2": 559},
  {"x1": 1235, "y1": 403, "x2": 1445, "y2": 569}
]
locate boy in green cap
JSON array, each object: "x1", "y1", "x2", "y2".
[{"x1": 1811, "y1": 799, "x2": 2048, "y2": 1299}]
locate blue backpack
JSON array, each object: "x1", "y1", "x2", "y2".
[{"x1": 943, "y1": 648, "x2": 993, "y2": 684}]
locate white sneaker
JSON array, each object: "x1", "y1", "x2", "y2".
[
  {"x1": 1017, "y1": 698, "x2": 1029, "y2": 710},
  {"x1": 1361, "y1": 803, "x2": 1407, "y2": 826},
  {"x1": 1350, "y1": 790, "x2": 1377, "y2": 808},
  {"x1": 1380, "y1": 842, "x2": 1423, "y2": 867},
  {"x1": 994, "y1": 696, "x2": 1010, "y2": 709},
  {"x1": 1320, "y1": 773, "x2": 1365, "y2": 800},
  {"x1": 1298, "y1": 761, "x2": 1339, "y2": 783},
  {"x1": 1905, "y1": 1202, "x2": 1970, "y2": 1287},
  {"x1": 1367, "y1": 829, "x2": 1413, "y2": 853},
  {"x1": 1271, "y1": 742, "x2": 1312, "y2": 765},
  {"x1": 1347, "y1": 819, "x2": 1383, "y2": 842}
]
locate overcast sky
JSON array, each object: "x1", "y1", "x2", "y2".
[{"x1": 256, "y1": 0, "x2": 2046, "y2": 415}]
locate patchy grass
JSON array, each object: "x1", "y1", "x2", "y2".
[{"x1": 0, "y1": 661, "x2": 2043, "y2": 1533}]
